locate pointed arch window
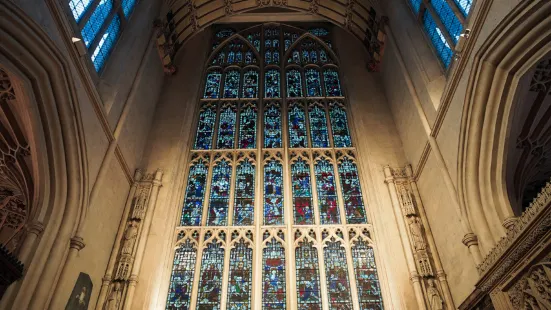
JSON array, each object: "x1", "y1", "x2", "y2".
[
  {"x1": 207, "y1": 159, "x2": 232, "y2": 226},
  {"x1": 196, "y1": 235, "x2": 225, "y2": 308},
  {"x1": 227, "y1": 236, "x2": 253, "y2": 308},
  {"x1": 352, "y1": 238, "x2": 384, "y2": 309},
  {"x1": 224, "y1": 70, "x2": 241, "y2": 98},
  {"x1": 305, "y1": 69, "x2": 322, "y2": 97},
  {"x1": 324, "y1": 235, "x2": 353, "y2": 309},
  {"x1": 265, "y1": 69, "x2": 281, "y2": 98},
  {"x1": 233, "y1": 158, "x2": 255, "y2": 225},
  {"x1": 291, "y1": 157, "x2": 314, "y2": 225},
  {"x1": 166, "y1": 235, "x2": 197, "y2": 309},
  {"x1": 295, "y1": 235, "x2": 322, "y2": 309},
  {"x1": 180, "y1": 158, "x2": 209, "y2": 226},
  {"x1": 262, "y1": 236, "x2": 286, "y2": 309}
]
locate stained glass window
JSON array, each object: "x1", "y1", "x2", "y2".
[
  {"x1": 263, "y1": 239, "x2": 286, "y2": 309},
  {"x1": 265, "y1": 51, "x2": 272, "y2": 64},
  {"x1": 291, "y1": 158, "x2": 314, "y2": 225},
  {"x1": 409, "y1": 0, "x2": 422, "y2": 14},
  {"x1": 338, "y1": 158, "x2": 368, "y2": 224},
  {"x1": 315, "y1": 159, "x2": 340, "y2": 224},
  {"x1": 264, "y1": 160, "x2": 284, "y2": 225},
  {"x1": 423, "y1": 12, "x2": 453, "y2": 68},
  {"x1": 239, "y1": 105, "x2": 257, "y2": 149},
  {"x1": 217, "y1": 105, "x2": 237, "y2": 149},
  {"x1": 265, "y1": 70, "x2": 281, "y2": 98},
  {"x1": 207, "y1": 160, "x2": 232, "y2": 226},
  {"x1": 305, "y1": 69, "x2": 322, "y2": 97},
  {"x1": 227, "y1": 238, "x2": 253, "y2": 309},
  {"x1": 234, "y1": 159, "x2": 255, "y2": 225},
  {"x1": 309, "y1": 105, "x2": 330, "y2": 148},
  {"x1": 90, "y1": 15, "x2": 120, "y2": 71},
  {"x1": 324, "y1": 238, "x2": 353, "y2": 309},
  {"x1": 228, "y1": 51, "x2": 235, "y2": 64},
  {"x1": 81, "y1": 0, "x2": 113, "y2": 47},
  {"x1": 181, "y1": 159, "x2": 209, "y2": 226},
  {"x1": 288, "y1": 105, "x2": 308, "y2": 148},
  {"x1": 194, "y1": 105, "x2": 217, "y2": 150},
  {"x1": 69, "y1": 0, "x2": 93, "y2": 21},
  {"x1": 309, "y1": 28, "x2": 329, "y2": 37},
  {"x1": 242, "y1": 70, "x2": 259, "y2": 98},
  {"x1": 224, "y1": 70, "x2": 240, "y2": 98},
  {"x1": 166, "y1": 238, "x2": 197, "y2": 309},
  {"x1": 320, "y1": 50, "x2": 328, "y2": 63},
  {"x1": 122, "y1": 0, "x2": 137, "y2": 16},
  {"x1": 204, "y1": 71, "x2": 222, "y2": 99},
  {"x1": 295, "y1": 240, "x2": 322, "y2": 309},
  {"x1": 196, "y1": 239, "x2": 225, "y2": 309},
  {"x1": 287, "y1": 70, "x2": 303, "y2": 97},
  {"x1": 431, "y1": 0, "x2": 462, "y2": 44},
  {"x1": 216, "y1": 29, "x2": 235, "y2": 38},
  {"x1": 453, "y1": 0, "x2": 472, "y2": 16},
  {"x1": 245, "y1": 51, "x2": 253, "y2": 64},
  {"x1": 352, "y1": 240, "x2": 384, "y2": 309},
  {"x1": 264, "y1": 104, "x2": 282, "y2": 148},
  {"x1": 330, "y1": 104, "x2": 352, "y2": 148},
  {"x1": 324, "y1": 69, "x2": 342, "y2": 97}
]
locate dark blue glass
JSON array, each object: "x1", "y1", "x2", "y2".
[
  {"x1": 291, "y1": 158, "x2": 314, "y2": 225},
  {"x1": 286, "y1": 70, "x2": 303, "y2": 98},
  {"x1": 166, "y1": 239, "x2": 197, "y2": 310},
  {"x1": 196, "y1": 240, "x2": 225, "y2": 309},
  {"x1": 264, "y1": 104, "x2": 282, "y2": 148},
  {"x1": 309, "y1": 28, "x2": 329, "y2": 37},
  {"x1": 324, "y1": 69, "x2": 342, "y2": 97},
  {"x1": 265, "y1": 51, "x2": 272, "y2": 65},
  {"x1": 320, "y1": 50, "x2": 328, "y2": 63},
  {"x1": 353, "y1": 240, "x2": 384, "y2": 310},
  {"x1": 227, "y1": 239, "x2": 253, "y2": 309},
  {"x1": 81, "y1": 0, "x2": 113, "y2": 47},
  {"x1": 204, "y1": 71, "x2": 222, "y2": 99},
  {"x1": 207, "y1": 160, "x2": 232, "y2": 226},
  {"x1": 305, "y1": 69, "x2": 322, "y2": 97},
  {"x1": 262, "y1": 239, "x2": 286, "y2": 309},
  {"x1": 193, "y1": 106, "x2": 217, "y2": 150},
  {"x1": 309, "y1": 105, "x2": 329, "y2": 148},
  {"x1": 216, "y1": 106, "x2": 237, "y2": 149},
  {"x1": 295, "y1": 240, "x2": 322, "y2": 309},
  {"x1": 265, "y1": 70, "x2": 281, "y2": 98},
  {"x1": 338, "y1": 158, "x2": 368, "y2": 224},
  {"x1": 233, "y1": 159, "x2": 255, "y2": 225},
  {"x1": 315, "y1": 159, "x2": 340, "y2": 224},
  {"x1": 90, "y1": 15, "x2": 120, "y2": 71},
  {"x1": 330, "y1": 104, "x2": 352, "y2": 148},
  {"x1": 242, "y1": 70, "x2": 259, "y2": 98},
  {"x1": 238, "y1": 105, "x2": 257, "y2": 149},
  {"x1": 288, "y1": 105, "x2": 307, "y2": 148},
  {"x1": 324, "y1": 239, "x2": 353, "y2": 309},
  {"x1": 223, "y1": 70, "x2": 240, "y2": 98},
  {"x1": 180, "y1": 159, "x2": 209, "y2": 226},
  {"x1": 264, "y1": 160, "x2": 284, "y2": 225}
]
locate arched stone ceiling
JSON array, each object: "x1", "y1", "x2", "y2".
[{"x1": 163, "y1": 0, "x2": 383, "y2": 58}]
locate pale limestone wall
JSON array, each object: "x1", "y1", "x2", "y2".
[{"x1": 7, "y1": 0, "x2": 163, "y2": 308}]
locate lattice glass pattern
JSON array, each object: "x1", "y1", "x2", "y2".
[
  {"x1": 338, "y1": 158, "x2": 368, "y2": 224},
  {"x1": 207, "y1": 160, "x2": 232, "y2": 226},
  {"x1": 166, "y1": 239, "x2": 197, "y2": 309},
  {"x1": 81, "y1": 0, "x2": 113, "y2": 47},
  {"x1": 315, "y1": 159, "x2": 340, "y2": 224},
  {"x1": 430, "y1": 0, "x2": 463, "y2": 44},
  {"x1": 69, "y1": 0, "x2": 93, "y2": 21},
  {"x1": 423, "y1": 12, "x2": 453, "y2": 68},
  {"x1": 180, "y1": 159, "x2": 209, "y2": 226},
  {"x1": 90, "y1": 15, "x2": 120, "y2": 71},
  {"x1": 227, "y1": 239, "x2": 253, "y2": 309},
  {"x1": 262, "y1": 239, "x2": 286, "y2": 309},
  {"x1": 233, "y1": 159, "x2": 255, "y2": 225},
  {"x1": 324, "y1": 238, "x2": 353, "y2": 309},
  {"x1": 352, "y1": 240, "x2": 384, "y2": 310},
  {"x1": 196, "y1": 240, "x2": 225, "y2": 309},
  {"x1": 291, "y1": 158, "x2": 315, "y2": 225},
  {"x1": 295, "y1": 240, "x2": 322, "y2": 309},
  {"x1": 409, "y1": 0, "x2": 422, "y2": 14},
  {"x1": 453, "y1": 0, "x2": 472, "y2": 16},
  {"x1": 122, "y1": 0, "x2": 137, "y2": 16}
]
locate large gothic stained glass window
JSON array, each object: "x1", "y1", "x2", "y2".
[{"x1": 170, "y1": 24, "x2": 385, "y2": 310}]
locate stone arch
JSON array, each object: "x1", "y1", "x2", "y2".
[
  {"x1": 457, "y1": 0, "x2": 551, "y2": 252},
  {"x1": 0, "y1": 1, "x2": 89, "y2": 309}
]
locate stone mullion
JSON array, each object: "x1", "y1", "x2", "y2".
[
  {"x1": 309, "y1": 153, "x2": 322, "y2": 226},
  {"x1": 211, "y1": 101, "x2": 222, "y2": 151},
  {"x1": 201, "y1": 156, "x2": 216, "y2": 227},
  {"x1": 341, "y1": 230, "x2": 361, "y2": 310},
  {"x1": 220, "y1": 229, "x2": 231, "y2": 310},
  {"x1": 315, "y1": 228, "x2": 330, "y2": 310},
  {"x1": 332, "y1": 152, "x2": 348, "y2": 226},
  {"x1": 187, "y1": 230, "x2": 206, "y2": 309},
  {"x1": 324, "y1": 101, "x2": 336, "y2": 148}
]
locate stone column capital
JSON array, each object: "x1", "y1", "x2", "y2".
[
  {"x1": 27, "y1": 221, "x2": 45, "y2": 236},
  {"x1": 70, "y1": 236, "x2": 85, "y2": 251},
  {"x1": 462, "y1": 233, "x2": 479, "y2": 247}
]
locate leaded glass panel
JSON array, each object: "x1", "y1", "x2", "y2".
[
  {"x1": 352, "y1": 240, "x2": 384, "y2": 310},
  {"x1": 329, "y1": 104, "x2": 352, "y2": 148},
  {"x1": 309, "y1": 105, "x2": 330, "y2": 148},
  {"x1": 166, "y1": 239, "x2": 197, "y2": 309},
  {"x1": 194, "y1": 105, "x2": 217, "y2": 150},
  {"x1": 234, "y1": 159, "x2": 255, "y2": 225},
  {"x1": 291, "y1": 158, "x2": 314, "y2": 225},
  {"x1": 324, "y1": 69, "x2": 342, "y2": 97},
  {"x1": 262, "y1": 239, "x2": 286, "y2": 309},
  {"x1": 181, "y1": 158, "x2": 209, "y2": 226},
  {"x1": 288, "y1": 104, "x2": 308, "y2": 148},
  {"x1": 91, "y1": 15, "x2": 120, "y2": 71},
  {"x1": 217, "y1": 105, "x2": 237, "y2": 149},
  {"x1": 264, "y1": 159, "x2": 284, "y2": 225},
  {"x1": 295, "y1": 239, "x2": 322, "y2": 309},
  {"x1": 265, "y1": 70, "x2": 281, "y2": 98},
  {"x1": 122, "y1": 0, "x2": 137, "y2": 16},
  {"x1": 69, "y1": 0, "x2": 93, "y2": 21},
  {"x1": 324, "y1": 238, "x2": 353, "y2": 309},
  {"x1": 338, "y1": 158, "x2": 368, "y2": 224},
  {"x1": 81, "y1": 0, "x2": 113, "y2": 47},
  {"x1": 305, "y1": 69, "x2": 322, "y2": 97},
  {"x1": 242, "y1": 70, "x2": 258, "y2": 98},
  {"x1": 287, "y1": 70, "x2": 303, "y2": 98},
  {"x1": 239, "y1": 105, "x2": 257, "y2": 149},
  {"x1": 207, "y1": 160, "x2": 232, "y2": 226},
  {"x1": 204, "y1": 71, "x2": 222, "y2": 99},
  {"x1": 264, "y1": 104, "x2": 282, "y2": 148},
  {"x1": 196, "y1": 239, "x2": 225, "y2": 309},
  {"x1": 315, "y1": 159, "x2": 340, "y2": 224},
  {"x1": 423, "y1": 12, "x2": 453, "y2": 68},
  {"x1": 227, "y1": 238, "x2": 253, "y2": 309},
  {"x1": 224, "y1": 70, "x2": 241, "y2": 98}
]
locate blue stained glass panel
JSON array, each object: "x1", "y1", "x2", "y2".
[
  {"x1": 265, "y1": 40, "x2": 272, "y2": 48},
  {"x1": 330, "y1": 105, "x2": 352, "y2": 148},
  {"x1": 295, "y1": 241, "x2": 322, "y2": 309},
  {"x1": 292, "y1": 51, "x2": 300, "y2": 64},
  {"x1": 285, "y1": 39, "x2": 291, "y2": 51},
  {"x1": 181, "y1": 160, "x2": 208, "y2": 226},
  {"x1": 224, "y1": 70, "x2": 240, "y2": 98},
  {"x1": 245, "y1": 51, "x2": 253, "y2": 64},
  {"x1": 273, "y1": 39, "x2": 279, "y2": 48},
  {"x1": 194, "y1": 106, "x2": 217, "y2": 150},
  {"x1": 264, "y1": 105, "x2": 282, "y2": 148},
  {"x1": 430, "y1": 0, "x2": 463, "y2": 44},
  {"x1": 273, "y1": 51, "x2": 280, "y2": 64},
  {"x1": 122, "y1": 0, "x2": 137, "y2": 17},
  {"x1": 264, "y1": 160, "x2": 284, "y2": 225},
  {"x1": 233, "y1": 160, "x2": 255, "y2": 225},
  {"x1": 69, "y1": 0, "x2": 93, "y2": 21},
  {"x1": 291, "y1": 159, "x2": 314, "y2": 225},
  {"x1": 324, "y1": 69, "x2": 342, "y2": 97},
  {"x1": 197, "y1": 241, "x2": 225, "y2": 309},
  {"x1": 286, "y1": 70, "x2": 303, "y2": 98},
  {"x1": 228, "y1": 51, "x2": 235, "y2": 64},
  {"x1": 423, "y1": 12, "x2": 453, "y2": 68},
  {"x1": 302, "y1": 51, "x2": 310, "y2": 63},
  {"x1": 263, "y1": 240, "x2": 286, "y2": 309},
  {"x1": 217, "y1": 106, "x2": 237, "y2": 149},
  {"x1": 288, "y1": 105, "x2": 307, "y2": 148},
  {"x1": 309, "y1": 28, "x2": 329, "y2": 36},
  {"x1": 409, "y1": 0, "x2": 422, "y2": 14},
  {"x1": 90, "y1": 15, "x2": 120, "y2": 71},
  {"x1": 311, "y1": 51, "x2": 318, "y2": 63},
  {"x1": 204, "y1": 71, "x2": 222, "y2": 99},
  {"x1": 265, "y1": 51, "x2": 272, "y2": 64},
  {"x1": 324, "y1": 239, "x2": 353, "y2": 309},
  {"x1": 216, "y1": 29, "x2": 235, "y2": 38},
  {"x1": 242, "y1": 70, "x2": 259, "y2": 98},
  {"x1": 236, "y1": 52, "x2": 243, "y2": 63},
  {"x1": 166, "y1": 239, "x2": 197, "y2": 310},
  {"x1": 227, "y1": 239, "x2": 253, "y2": 309},
  {"x1": 254, "y1": 40, "x2": 261, "y2": 51},
  {"x1": 81, "y1": 0, "x2": 113, "y2": 47},
  {"x1": 239, "y1": 106, "x2": 257, "y2": 149},
  {"x1": 207, "y1": 160, "x2": 231, "y2": 226},
  {"x1": 309, "y1": 105, "x2": 330, "y2": 148},
  {"x1": 265, "y1": 70, "x2": 281, "y2": 98},
  {"x1": 305, "y1": 69, "x2": 322, "y2": 97},
  {"x1": 353, "y1": 240, "x2": 384, "y2": 310},
  {"x1": 338, "y1": 158, "x2": 368, "y2": 224},
  {"x1": 320, "y1": 50, "x2": 328, "y2": 63},
  {"x1": 453, "y1": 0, "x2": 472, "y2": 16},
  {"x1": 315, "y1": 160, "x2": 340, "y2": 224}
]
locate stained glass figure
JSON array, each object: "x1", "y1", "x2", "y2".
[
  {"x1": 285, "y1": 39, "x2": 291, "y2": 51},
  {"x1": 352, "y1": 240, "x2": 384, "y2": 310},
  {"x1": 324, "y1": 69, "x2": 342, "y2": 97},
  {"x1": 302, "y1": 50, "x2": 310, "y2": 64},
  {"x1": 263, "y1": 239, "x2": 286, "y2": 309},
  {"x1": 273, "y1": 39, "x2": 279, "y2": 48},
  {"x1": 292, "y1": 51, "x2": 301, "y2": 64},
  {"x1": 291, "y1": 158, "x2": 314, "y2": 225},
  {"x1": 242, "y1": 70, "x2": 259, "y2": 98},
  {"x1": 324, "y1": 238, "x2": 353, "y2": 309},
  {"x1": 216, "y1": 52, "x2": 226, "y2": 65},
  {"x1": 245, "y1": 51, "x2": 253, "y2": 64},
  {"x1": 166, "y1": 239, "x2": 197, "y2": 310},
  {"x1": 265, "y1": 51, "x2": 272, "y2": 64},
  {"x1": 309, "y1": 105, "x2": 330, "y2": 148},
  {"x1": 311, "y1": 51, "x2": 318, "y2": 63},
  {"x1": 239, "y1": 105, "x2": 257, "y2": 149},
  {"x1": 227, "y1": 239, "x2": 253, "y2": 309},
  {"x1": 264, "y1": 105, "x2": 282, "y2": 148},
  {"x1": 295, "y1": 240, "x2": 322, "y2": 309},
  {"x1": 305, "y1": 69, "x2": 322, "y2": 97},
  {"x1": 320, "y1": 50, "x2": 328, "y2": 63},
  {"x1": 254, "y1": 40, "x2": 261, "y2": 51},
  {"x1": 81, "y1": 0, "x2": 113, "y2": 47},
  {"x1": 329, "y1": 104, "x2": 352, "y2": 148},
  {"x1": 264, "y1": 160, "x2": 284, "y2": 225},
  {"x1": 233, "y1": 159, "x2": 255, "y2": 225},
  {"x1": 196, "y1": 240, "x2": 225, "y2": 309},
  {"x1": 90, "y1": 16, "x2": 120, "y2": 71},
  {"x1": 266, "y1": 40, "x2": 272, "y2": 48},
  {"x1": 204, "y1": 71, "x2": 222, "y2": 99},
  {"x1": 207, "y1": 160, "x2": 231, "y2": 226},
  {"x1": 217, "y1": 105, "x2": 237, "y2": 149},
  {"x1": 194, "y1": 106, "x2": 217, "y2": 150},
  {"x1": 338, "y1": 158, "x2": 368, "y2": 224},
  {"x1": 273, "y1": 51, "x2": 280, "y2": 64},
  {"x1": 265, "y1": 70, "x2": 281, "y2": 98},
  {"x1": 181, "y1": 159, "x2": 208, "y2": 226},
  {"x1": 288, "y1": 105, "x2": 307, "y2": 148},
  {"x1": 286, "y1": 70, "x2": 303, "y2": 98},
  {"x1": 223, "y1": 70, "x2": 240, "y2": 98},
  {"x1": 236, "y1": 52, "x2": 243, "y2": 63},
  {"x1": 315, "y1": 159, "x2": 340, "y2": 224}
]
